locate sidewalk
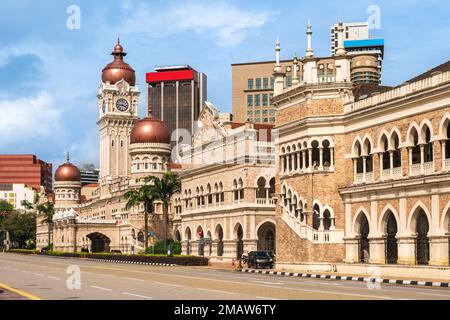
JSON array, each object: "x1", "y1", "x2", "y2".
[{"x1": 238, "y1": 268, "x2": 450, "y2": 288}]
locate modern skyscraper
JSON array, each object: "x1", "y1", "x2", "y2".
[
  {"x1": 231, "y1": 59, "x2": 294, "y2": 124},
  {"x1": 0, "y1": 154, "x2": 52, "y2": 194},
  {"x1": 146, "y1": 66, "x2": 207, "y2": 145},
  {"x1": 78, "y1": 164, "x2": 100, "y2": 186},
  {"x1": 330, "y1": 22, "x2": 369, "y2": 55}
]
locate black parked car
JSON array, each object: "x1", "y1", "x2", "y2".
[{"x1": 247, "y1": 250, "x2": 274, "y2": 269}]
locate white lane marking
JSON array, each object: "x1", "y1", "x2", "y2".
[
  {"x1": 315, "y1": 282, "x2": 343, "y2": 286},
  {"x1": 153, "y1": 281, "x2": 184, "y2": 288},
  {"x1": 91, "y1": 285, "x2": 112, "y2": 292},
  {"x1": 122, "y1": 292, "x2": 152, "y2": 299},
  {"x1": 251, "y1": 280, "x2": 284, "y2": 285},
  {"x1": 199, "y1": 288, "x2": 235, "y2": 295},
  {"x1": 100, "y1": 274, "x2": 115, "y2": 278},
  {"x1": 257, "y1": 296, "x2": 280, "y2": 300},
  {"x1": 47, "y1": 276, "x2": 61, "y2": 280},
  {"x1": 122, "y1": 277, "x2": 144, "y2": 282},
  {"x1": 33, "y1": 273, "x2": 44, "y2": 277},
  {"x1": 21, "y1": 270, "x2": 31, "y2": 274},
  {"x1": 35, "y1": 263, "x2": 437, "y2": 300}
]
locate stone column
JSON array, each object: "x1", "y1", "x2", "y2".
[
  {"x1": 308, "y1": 148, "x2": 313, "y2": 172},
  {"x1": 429, "y1": 235, "x2": 449, "y2": 266},
  {"x1": 319, "y1": 216, "x2": 324, "y2": 231},
  {"x1": 302, "y1": 151, "x2": 306, "y2": 171},
  {"x1": 442, "y1": 141, "x2": 447, "y2": 171},
  {"x1": 389, "y1": 150, "x2": 394, "y2": 179},
  {"x1": 281, "y1": 155, "x2": 285, "y2": 173},
  {"x1": 420, "y1": 145, "x2": 425, "y2": 174},
  {"x1": 297, "y1": 151, "x2": 301, "y2": 171},
  {"x1": 396, "y1": 236, "x2": 416, "y2": 265},
  {"x1": 362, "y1": 156, "x2": 367, "y2": 183},
  {"x1": 319, "y1": 147, "x2": 324, "y2": 170},
  {"x1": 344, "y1": 238, "x2": 360, "y2": 263},
  {"x1": 368, "y1": 237, "x2": 386, "y2": 264},
  {"x1": 353, "y1": 158, "x2": 358, "y2": 183},
  {"x1": 408, "y1": 148, "x2": 413, "y2": 176}
]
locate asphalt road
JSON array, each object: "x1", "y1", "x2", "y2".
[{"x1": 1, "y1": 253, "x2": 450, "y2": 300}]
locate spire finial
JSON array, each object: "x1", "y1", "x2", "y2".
[
  {"x1": 66, "y1": 152, "x2": 70, "y2": 163},
  {"x1": 335, "y1": 18, "x2": 346, "y2": 56},
  {"x1": 273, "y1": 38, "x2": 282, "y2": 74},
  {"x1": 306, "y1": 20, "x2": 314, "y2": 58},
  {"x1": 117, "y1": 34, "x2": 120, "y2": 44}
]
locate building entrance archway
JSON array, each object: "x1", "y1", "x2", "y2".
[
  {"x1": 257, "y1": 221, "x2": 276, "y2": 253},
  {"x1": 87, "y1": 232, "x2": 111, "y2": 253}
]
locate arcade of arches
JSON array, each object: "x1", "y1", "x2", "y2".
[
  {"x1": 345, "y1": 201, "x2": 450, "y2": 266},
  {"x1": 177, "y1": 220, "x2": 276, "y2": 260}
]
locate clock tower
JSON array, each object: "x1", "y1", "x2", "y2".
[{"x1": 98, "y1": 39, "x2": 139, "y2": 182}]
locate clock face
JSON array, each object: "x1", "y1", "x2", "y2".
[
  {"x1": 116, "y1": 99, "x2": 129, "y2": 112},
  {"x1": 102, "y1": 100, "x2": 106, "y2": 113}
]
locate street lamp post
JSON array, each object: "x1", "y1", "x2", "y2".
[{"x1": 0, "y1": 229, "x2": 10, "y2": 252}]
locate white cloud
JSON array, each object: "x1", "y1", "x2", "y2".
[
  {"x1": 120, "y1": 2, "x2": 272, "y2": 47},
  {"x1": 0, "y1": 91, "x2": 63, "y2": 146}
]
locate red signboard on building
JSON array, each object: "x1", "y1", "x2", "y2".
[{"x1": 146, "y1": 69, "x2": 194, "y2": 83}]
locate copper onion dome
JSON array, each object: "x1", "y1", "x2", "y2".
[
  {"x1": 130, "y1": 117, "x2": 171, "y2": 145},
  {"x1": 101, "y1": 38, "x2": 136, "y2": 86},
  {"x1": 55, "y1": 153, "x2": 81, "y2": 182}
]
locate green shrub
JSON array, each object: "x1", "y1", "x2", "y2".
[
  {"x1": 7, "y1": 249, "x2": 38, "y2": 254},
  {"x1": 145, "y1": 239, "x2": 181, "y2": 255},
  {"x1": 7, "y1": 247, "x2": 208, "y2": 266}
]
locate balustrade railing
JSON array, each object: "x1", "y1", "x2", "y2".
[{"x1": 423, "y1": 161, "x2": 434, "y2": 175}]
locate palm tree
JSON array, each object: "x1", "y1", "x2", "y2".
[
  {"x1": 36, "y1": 202, "x2": 55, "y2": 248},
  {"x1": 144, "y1": 171, "x2": 181, "y2": 253},
  {"x1": 124, "y1": 185, "x2": 155, "y2": 252},
  {"x1": 21, "y1": 200, "x2": 33, "y2": 211}
]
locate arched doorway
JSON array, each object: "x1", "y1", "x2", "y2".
[
  {"x1": 257, "y1": 221, "x2": 276, "y2": 254},
  {"x1": 235, "y1": 223, "x2": 244, "y2": 259},
  {"x1": 216, "y1": 225, "x2": 224, "y2": 257},
  {"x1": 206, "y1": 231, "x2": 212, "y2": 256},
  {"x1": 384, "y1": 211, "x2": 398, "y2": 264},
  {"x1": 86, "y1": 232, "x2": 111, "y2": 253},
  {"x1": 323, "y1": 209, "x2": 331, "y2": 230},
  {"x1": 256, "y1": 177, "x2": 266, "y2": 199},
  {"x1": 185, "y1": 227, "x2": 192, "y2": 255},
  {"x1": 356, "y1": 213, "x2": 370, "y2": 263},
  {"x1": 415, "y1": 210, "x2": 430, "y2": 265},
  {"x1": 175, "y1": 230, "x2": 181, "y2": 242},
  {"x1": 313, "y1": 204, "x2": 320, "y2": 230},
  {"x1": 197, "y1": 226, "x2": 204, "y2": 256}
]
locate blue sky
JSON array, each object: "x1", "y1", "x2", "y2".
[{"x1": 1, "y1": 0, "x2": 450, "y2": 169}]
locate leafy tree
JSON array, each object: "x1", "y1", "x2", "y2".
[
  {"x1": 0, "y1": 200, "x2": 13, "y2": 225},
  {"x1": 36, "y1": 201, "x2": 55, "y2": 247},
  {"x1": 2, "y1": 211, "x2": 36, "y2": 248},
  {"x1": 124, "y1": 184, "x2": 156, "y2": 252},
  {"x1": 144, "y1": 171, "x2": 181, "y2": 253}
]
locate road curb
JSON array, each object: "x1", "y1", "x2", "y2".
[
  {"x1": 240, "y1": 268, "x2": 450, "y2": 288},
  {"x1": 86, "y1": 258, "x2": 176, "y2": 267}
]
